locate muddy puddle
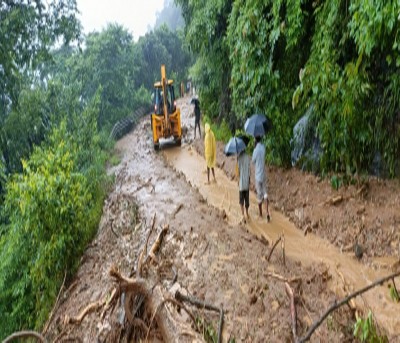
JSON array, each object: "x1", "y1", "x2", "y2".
[{"x1": 164, "y1": 144, "x2": 400, "y2": 336}]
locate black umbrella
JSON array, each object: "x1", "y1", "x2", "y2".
[
  {"x1": 244, "y1": 114, "x2": 272, "y2": 137},
  {"x1": 224, "y1": 136, "x2": 247, "y2": 156},
  {"x1": 191, "y1": 98, "x2": 200, "y2": 106}
]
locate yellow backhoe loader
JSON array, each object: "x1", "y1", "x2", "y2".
[{"x1": 151, "y1": 65, "x2": 181, "y2": 150}]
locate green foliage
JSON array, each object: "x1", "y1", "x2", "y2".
[
  {"x1": 353, "y1": 311, "x2": 388, "y2": 343},
  {"x1": 0, "y1": 0, "x2": 80, "y2": 117},
  {"x1": 179, "y1": 0, "x2": 400, "y2": 175},
  {"x1": 135, "y1": 25, "x2": 192, "y2": 91},
  {"x1": 75, "y1": 24, "x2": 137, "y2": 129},
  {"x1": 196, "y1": 317, "x2": 218, "y2": 343},
  {"x1": 389, "y1": 284, "x2": 400, "y2": 303},
  {"x1": 109, "y1": 155, "x2": 121, "y2": 167},
  {"x1": 176, "y1": 0, "x2": 232, "y2": 121},
  {"x1": 294, "y1": 0, "x2": 400, "y2": 175},
  {"x1": 204, "y1": 115, "x2": 231, "y2": 143},
  {"x1": 1, "y1": 87, "x2": 50, "y2": 173},
  {"x1": 154, "y1": 0, "x2": 185, "y2": 31},
  {"x1": 0, "y1": 120, "x2": 107, "y2": 338},
  {"x1": 330, "y1": 175, "x2": 343, "y2": 191},
  {"x1": 227, "y1": 0, "x2": 308, "y2": 167}
]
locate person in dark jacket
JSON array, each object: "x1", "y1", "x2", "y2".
[{"x1": 194, "y1": 100, "x2": 201, "y2": 138}]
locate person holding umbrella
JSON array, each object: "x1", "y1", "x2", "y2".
[
  {"x1": 252, "y1": 136, "x2": 270, "y2": 221},
  {"x1": 224, "y1": 136, "x2": 251, "y2": 223},
  {"x1": 204, "y1": 123, "x2": 216, "y2": 184},
  {"x1": 244, "y1": 113, "x2": 272, "y2": 222},
  {"x1": 237, "y1": 141, "x2": 251, "y2": 223}
]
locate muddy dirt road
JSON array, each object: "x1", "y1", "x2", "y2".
[{"x1": 45, "y1": 97, "x2": 400, "y2": 342}]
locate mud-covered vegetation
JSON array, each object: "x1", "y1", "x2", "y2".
[
  {"x1": 0, "y1": 1, "x2": 191, "y2": 338},
  {"x1": 177, "y1": 0, "x2": 400, "y2": 175}
]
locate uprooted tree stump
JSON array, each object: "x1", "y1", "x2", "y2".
[{"x1": 110, "y1": 266, "x2": 203, "y2": 342}]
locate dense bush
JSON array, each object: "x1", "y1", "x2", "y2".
[
  {"x1": 178, "y1": 0, "x2": 400, "y2": 175},
  {"x1": 0, "y1": 119, "x2": 107, "y2": 337}
]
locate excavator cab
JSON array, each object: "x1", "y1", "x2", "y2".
[{"x1": 151, "y1": 65, "x2": 181, "y2": 150}]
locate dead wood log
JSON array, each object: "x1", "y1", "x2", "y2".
[
  {"x1": 64, "y1": 300, "x2": 103, "y2": 325},
  {"x1": 265, "y1": 271, "x2": 301, "y2": 283},
  {"x1": 137, "y1": 213, "x2": 156, "y2": 277},
  {"x1": 2, "y1": 331, "x2": 46, "y2": 343},
  {"x1": 175, "y1": 291, "x2": 224, "y2": 343},
  {"x1": 100, "y1": 287, "x2": 118, "y2": 319},
  {"x1": 110, "y1": 266, "x2": 149, "y2": 294},
  {"x1": 146, "y1": 225, "x2": 169, "y2": 264},
  {"x1": 267, "y1": 236, "x2": 282, "y2": 262},
  {"x1": 320, "y1": 195, "x2": 344, "y2": 206},
  {"x1": 298, "y1": 271, "x2": 400, "y2": 342},
  {"x1": 285, "y1": 282, "x2": 297, "y2": 341},
  {"x1": 145, "y1": 297, "x2": 198, "y2": 341}
]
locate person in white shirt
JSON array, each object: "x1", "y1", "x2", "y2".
[{"x1": 252, "y1": 136, "x2": 270, "y2": 221}]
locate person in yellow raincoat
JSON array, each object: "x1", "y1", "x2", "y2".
[{"x1": 204, "y1": 123, "x2": 216, "y2": 184}]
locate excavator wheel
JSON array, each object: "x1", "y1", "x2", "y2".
[{"x1": 174, "y1": 137, "x2": 182, "y2": 147}]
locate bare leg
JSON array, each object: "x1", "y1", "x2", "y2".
[
  {"x1": 245, "y1": 206, "x2": 249, "y2": 219},
  {"x1": 211, "y1": 168, "x2": 216, "y2": 182},
  {"x1": 258, "y1": 203, "x2": 263, "y2": 217},
  {"x1": 265, "y1": 198, "x2": 270, "y2": 221},
  {"x1": 207, "y1": 167, "x2": 210, "y2": 183}
]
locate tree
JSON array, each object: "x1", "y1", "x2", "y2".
[
  {"x1": 176, "y1": 0, "x2": 233, "y2": 120},
  {"x1": 179, "y1": 0, "x2": 400, "y2": 173},
  {"x1": 0, "y1": 0, "x2": 81, "y2": 119},
  {"x1": 134, "y1": 25, "x2": 192, "y2": 91},
  {"x1": 154, "y1": 0, "x2": 184, "y2": 31},
  {"x1": 67, "y1": 24, "x2": 138, "y2": 129}
]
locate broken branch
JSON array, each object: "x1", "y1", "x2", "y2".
[
  {"x1": 267, "y1": 236, "x2": 282, "y2": 262},
  {"x1": 172, "y1": 204, "x2": 184, "y2": 218},
  {"x1": 145, "y1": 297, "x2": 198, "y2": 341},
  {"x1": 265, "y1": 271, "x2": 301, "y2": 283},
  {"x1": 285, "y1": 282, "x2": 297, "y2": 341},
  {"x1": 298, "y1": 271, "x2": 400, "y2": 342},
  {"x1": 109, "y1": 266, "x2": 149, "y2": 294},
  {"x1": 175, "y1": 291, "x2": 224, "y2": 343},
  {"x1": 3, "y1": 331, "x2": 45, "y2": 343},
  {"x1": 137, "y1": 213, "x2": 156, "y2": 277},
  {"x1": 146, "y1": 225, "x2": 169, "y2": 264},
  {"x1": 64, "y1": 300, "x2": 102, "y2": 325}
]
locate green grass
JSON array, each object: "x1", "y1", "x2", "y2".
[
  {"x1": 109, "y1": 154, "x2": 121, "y2": 167},
  {"x1": 203, "y1": 115, "x2": 232, "y2": 143}
]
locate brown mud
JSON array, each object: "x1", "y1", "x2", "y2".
[{"x1": 44, "y1": 97, "x2": 400, "y2": 342}]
